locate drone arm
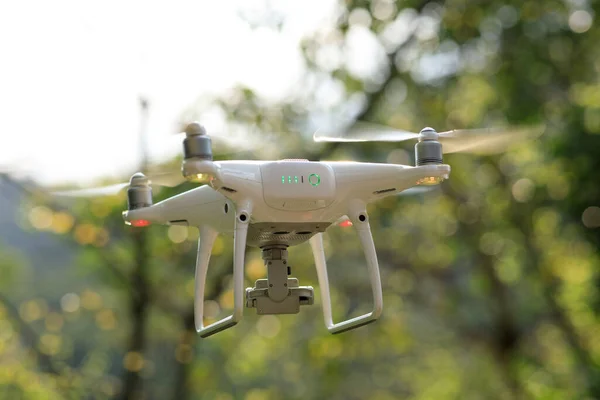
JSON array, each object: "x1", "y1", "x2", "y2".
[
  {"x1": 194, "y1": 207, "x2": 250, "y2": 338},
  {"x1": 310, "y1": 202, "x2": 383, "y2": 334}
]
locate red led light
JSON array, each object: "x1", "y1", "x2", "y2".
[
  {"x1": 339, "y1": 220, "x2": 353, "y2": 228},
  {"x1": 131, "y1": 219, "x2": 151, "y2": 227}
]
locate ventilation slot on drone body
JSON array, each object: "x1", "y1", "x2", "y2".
[
  {"x1": 374, "y1": 188, "x2": 396, "y2": 195},
  {"x1": 221, "y1": 187, "x2": 237, "y2": 193},
  {"x1": 417, "y1": 157, "x2": 443, "y2": 165}
]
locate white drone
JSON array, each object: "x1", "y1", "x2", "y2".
[{"x1": 57, "y1": 121, "x2": 540, "y2": 337}]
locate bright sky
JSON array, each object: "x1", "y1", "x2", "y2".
[{"x1": 0, "y1": 0, "x2": 337, "y2": 186}]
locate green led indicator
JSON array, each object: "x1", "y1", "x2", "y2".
[
  {"x1": 308, "y1": 173, "x2": 321, "y2": 187},
  {"x1": 282, "y1": 175, "x2": 301, "y2": 184}
]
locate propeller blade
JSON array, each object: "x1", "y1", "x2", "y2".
[
  {"x1": 313, "y1": 121, "x2": 420, "y2": 143},
  {"x1": 312, "y1": 120, "x2": 543, "y2": 155},
  {"x1": 146, "y1": 171, "x2": 186, "y2": 188},
  {"x1": 166, "y1": 128, "x2": 285, "y2": 159},
  {"x1": 52, "y1": 182, "x2": 130, "y2": 197},
  {"x1": 50, "y1": 170, "x2": 188, "y2": 198},
  {"x1": 438, "y1": 125, "x2": 544, "y2": 154}
]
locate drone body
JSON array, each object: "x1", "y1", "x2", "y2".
[
  {"x1": 123, "y1": 160, "x2": 450, "y2": 243},
  {"x1": 57, "y1": 121, "x2": 540, "y2": 337},
  {"x1": 122, "y1": 160, "x2": 450, "y2": 337}
]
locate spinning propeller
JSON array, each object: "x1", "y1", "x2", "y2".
[
  {"x1": 51, "y1": 122, "x2": 216, "y2": 199},
  {"x1": 314, "y1": 121, "x2": 543, "y2": 186},
  {"x1": 51, "y1": 171, "x2": 185, "y2": 198},
  {"x1": 50, "y1": 121, "x2": 543, "y2": 199},
  {"x1": 313, "y1": 121, "x2": 544, "y2": 155},
  {"x1": 51, "y1": 121, "x2": 272, "y2": 198}
]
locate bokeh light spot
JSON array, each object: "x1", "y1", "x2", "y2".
[
  {"x1": 81, "y1": 290, "x2": 103, "y2": 310},
  {"x1": 60, "y1": 293, "x2": 80, "y2": 313},
  {"x1": 123, "y1": 351, "x2": 145, "y2": 372},
  {"x1": 168, "y1": 225, "x2": 188, "y2": 243},
  {"x1": 96, "y1": 309, "x2": 117, "y2": 330},
  {"x1": 569, "y1": 10, "x2": 593, "y2": 33},
  {"x1": 219, "y1": 289, "x2": 234, "y2": 310},
  {"x1": 40, "y1": 334, "x2": 62, "y2": 355},
  {"x1": 495, "y1": 259, "x2": 522, "y2": 284},
  {"x1": 19, "y1": 299, "x2": 46, "y2": 322},
  {"x1": 74, "y1": 223, "x2": 97, "y2": 245},
  {"x1": 51, "y1": 212, "x2": 74, "y2": 234},
  {"x1": 512, "y1": 178, "x2": 535, "y2": 202},
  {"x1": 348, "y1": 8, "x2": 372, "y2": 27},
  {"x1": 582, "y1": 206, "x2": 600, "y2": 228},
  {"x1": 371, "y1": 0, "x2": 396, "y2": 22},
  {"x1": 29, "y1": 206, "x2": 53, "y2": 230},
  {"x1": 246, "y1": 257, "x2": 266, "y2": 281},
  {"x1": 256, "y1": 315, "x2": 281, "y2": 338},
  {"x1": 479, "y1": 232, "x2": 504, "y2": 256},
  {"x1": 187, "y1": 226, "x2": 200, "y2": 242},
  {"x1": 204, "y1": 300, "x2": 221, "y2": 319}
]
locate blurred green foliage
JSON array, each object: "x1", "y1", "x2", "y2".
[{"x1": 2, "y1": 0, "x2": 600, "y2": 399}]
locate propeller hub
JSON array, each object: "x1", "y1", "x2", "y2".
[
  {"x1": 184, "y1": 121, "x2": 207, "y2": 137},
  {"x1": 129, "y1": 172, "x2": 149, "y2": 187},
  {"x1": 418, "y1": 127, "x2": 438, "y2": 142}
]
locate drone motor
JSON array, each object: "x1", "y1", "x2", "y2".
[
  {"x1": 127, "y1": 172, "x2": 152, "y2": 210},
  {"x1": 415, "y1": 127, "x2": 443, "y2": 166},
  {"x1": 183, "y1": 121, "x2": 212, "y2": 160},
  {"x1": 415, "y1": 127, "x2": 444, "y2": 185},
  {"x1": 182, "y1": 122, "x2": 216, "y2": 183}
]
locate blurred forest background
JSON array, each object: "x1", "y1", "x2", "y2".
[{"x1": 1, "y1": 0, "x2": 600, "y2": 399}]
